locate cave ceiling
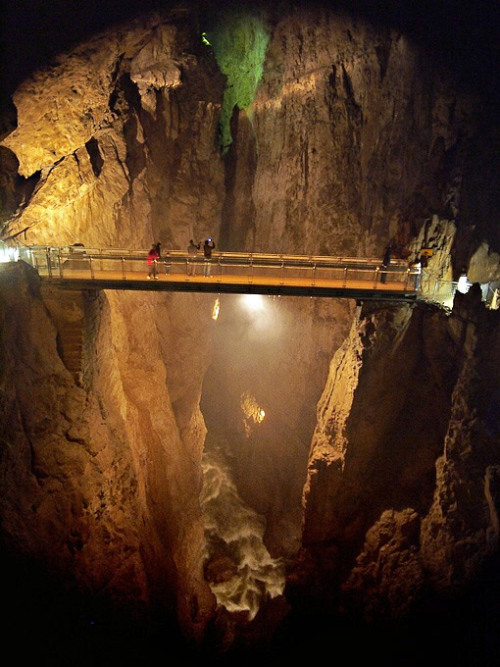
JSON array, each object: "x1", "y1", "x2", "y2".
[{"x1": 1, "y1": 0, "x2": 498, "y2": 107}]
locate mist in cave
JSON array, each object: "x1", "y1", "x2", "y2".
[
  {"x1": 197, "y1": 292, "x2": 347, "y2": 621},
  {"x1": 199, "y1": 293, "x2": 292, "y2": 621}
]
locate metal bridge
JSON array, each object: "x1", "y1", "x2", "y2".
[{"x1": 15, "y1": 244, "x2": 424, "y2": 301}]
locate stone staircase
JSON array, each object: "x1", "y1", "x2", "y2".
[
  {"x1": 41, "y1": 286, "x2": 87, "y2": 385},
  {"x1": 57, "y1": 318, "x2": 84, "y2": 383}
]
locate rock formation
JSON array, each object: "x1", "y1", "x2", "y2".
[{"x1": 0, "y1": 0, "x2": 498, "y2": 662}]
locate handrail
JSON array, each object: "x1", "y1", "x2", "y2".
[
  {"x1": 9, "y1": 242, "x2": 494, "y2": 307},
  {"x1": 21, "y1": 245, "x2": 411, "y2": 269},
  {"x1": 12, "y1": 244, "x2": 422, "y2": 299}
]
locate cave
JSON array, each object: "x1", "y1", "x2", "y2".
[{"x1": 0, "y1": 0, "x2": 499, "y2": 664}]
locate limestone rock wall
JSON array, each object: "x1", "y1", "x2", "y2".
[
  {"x1": 1, "y1": 7, "x2": 227, "y2": 643},
  {"x1": 299, "y1": 289, "x2": 500, "y2": 621},
  {"x1": 2, "y1": 11, "x2": 225, "y2": 250},
  {"x1": 249, "y1": 6, "x2": 474, "y2": 259},
  {"x1": 0, "y1": 263, "x2": 218, "y2": 640}
]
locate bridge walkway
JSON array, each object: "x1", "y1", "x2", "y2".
[{"x1": 17, "y1": 245, "x2": 424, "y2": 302}]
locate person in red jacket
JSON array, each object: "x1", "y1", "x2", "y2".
[{"x1": 147, "y1": 243, "x2": 159, "y2": 280}]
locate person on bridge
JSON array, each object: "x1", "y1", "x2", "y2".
[
  {"x1": 187, "y1": 239, "x2": 200, "y2": 275},
  {"x1": 203, "y1": 237, "x2": 216, "y2": 277},
  {"x1": 410, "y1": 258, "x2": 422, "y2": 289},
  {"x1": 147, "y1": 244, "x2": 159, "y2": 280},
  {"x1": 381, "y1": 245, "x2": 391, "y2": 284}
]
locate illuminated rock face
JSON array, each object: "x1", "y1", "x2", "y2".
[
  {"x1": 301, "y1": 293, "x2": 500, "y2": 621},
  {"x1": 0, "y1": 263, "x2": 218, "y2": 642},
  {"x1": 0, "y1": 1, "x2": 499, "y2": 658}
]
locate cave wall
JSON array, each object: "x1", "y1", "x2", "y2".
[
  {"x1": 0, "y1": 263, "x2": 218, "y2": 641},
  {"x1": 0, "y1": 9, "x2": 226, "y2": 643},
  {"x1": 248, "y1": 6, "x2": 474, "y2": 259},
  {"x1": 1, "y1": 13, "x2": 226, "y2": 249},
  {"x1": 0, "y1": 0, "x2": 499, "y2": 655},
  {"x1": 298, "y1": 289, "x2": 500, "y2": 622}
]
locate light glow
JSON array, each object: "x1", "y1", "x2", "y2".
[
  {"x1": 206, "y1": 8, "x2": 270, "y2": 153},
  {"x1": 488, "y1": 288, "x2": 499, "y2": 310},
  {"x1": 0, "y1": 244, "x2": 19, "y2": 263},
  {"x1": 457, "y1": 273, "x2": 472, "y2": 294},
  {"x1": 242, "y1": 293, "x2": 265, "y2": 312},
  {"x1": 212, "y1": 297, "x2": 221, "y2": 320},
  {"x1": 240, "y1": 391, "x2": 266, "y2": 436}
]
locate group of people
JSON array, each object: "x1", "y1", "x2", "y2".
[
  {"x1": 188, "y1": 237, "x2": 215, "y2": 276},
  {"x1": 148, "y1": 238, "x2": 425, "y2": 288},
  {"x1": 146, "y1": 237, "x2": 216, "y2": 279}
]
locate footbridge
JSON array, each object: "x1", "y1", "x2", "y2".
[{"x1": 14, "y1": 245, "x2": 425, "y2": 301}]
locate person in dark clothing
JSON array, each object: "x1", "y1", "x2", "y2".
[
  {"x1": 381, "y1": 245, "x2": 391, "y2": 284},
  {"x1": 410, "y1": 258, "x2": 422, "y2": 289},
  {"x1": 203, "y1": 237, "x2": 216, "y2": 276},
  {"x1": 187, "y1": 239, "x2": 200, "y2": 275}
]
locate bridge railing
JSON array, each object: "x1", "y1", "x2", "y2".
[{"x1": 21, "y1": 245, "x2": 420, "y2": 290}]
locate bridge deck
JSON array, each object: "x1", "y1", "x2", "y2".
[
  {"x1": 15, "y1": 245, "x2": 421, "y2": 301},
  {"x1": 48, "y1": 268, "x2": 418, "y2": 300}
]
